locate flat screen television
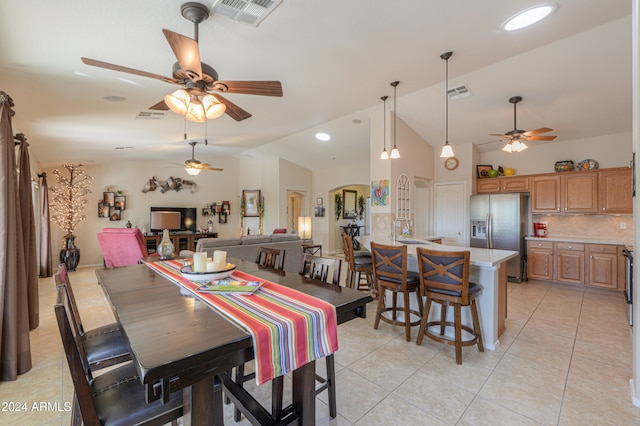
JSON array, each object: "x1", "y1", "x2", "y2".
[{"x1": 150, "y1": 207, "x2": 197, "y2": 233}]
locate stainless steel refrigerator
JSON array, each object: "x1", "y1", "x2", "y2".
[{"x1": 470, "y1": 193, "x2": 529, "y2": 282}]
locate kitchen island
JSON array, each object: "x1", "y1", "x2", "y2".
[{"x1": 358, "y1": 235, "x2": 518, "y2": 350}]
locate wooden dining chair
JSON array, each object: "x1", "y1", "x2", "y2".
[
  {"x1": 415, "y1": 247, "x2": 484, "y2": 364},
  {"x1": 53, "y1": 263, "x2": 131, "y2": 371},
  {"x1": 256, "y1": 246, "x2": 286, "y2": 275},
  {"x1": 370, "y1": 241, "x2": 423, "y2": 341},
  {"x1": 54, "y1": 286, "x2": 184, "y2": 426},
  {"x1": 299, "y1": 253, "x2": 342, "y2": 285}
]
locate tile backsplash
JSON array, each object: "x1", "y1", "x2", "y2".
[{"x1": 532, "y1": 214, "x2": 633, "y2": 243}]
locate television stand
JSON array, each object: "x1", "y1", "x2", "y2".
[{"x1": 144, "y1": 232, "x2": 218, "y2": 254}]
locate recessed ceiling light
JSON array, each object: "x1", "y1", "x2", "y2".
[
  {"x1": 315, "y1": 132, "x2": 331, "y2": 141},
  {"x1": 503, "y1": 3, "x2": 557, "y2": 31}
]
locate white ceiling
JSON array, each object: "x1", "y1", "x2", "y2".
[{"x1": 0, "y1": 1, "x2": 633, "y2": 171}]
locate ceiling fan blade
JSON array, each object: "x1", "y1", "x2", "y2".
[
  {"x1": 523, "y1": 127, "x2": 554, "y2": 136},
  {"x1": 202, "y1": 166, "x2": 224, "y2": 171},
  {"x1": 489, "y1": 133, "x2": 508, "y2": 137},
  {"x1": 214, "y1": 81, "x2": 283, "y2": 97},
  {"x1": 149, "y1": 100, "x2": 169, "y2": 110},
  {"x1": 162, "y1": 29, "x2": 202, "y2": 81},
  {"x1": 526, "y1": 135, "x2": 557, "y2": 141},
  {"x1": 215, "y1": 94, "x2": 252, "y2": 121},
  {"x1": 81, "y1": 57, "x2": 178, "y2": 84}
]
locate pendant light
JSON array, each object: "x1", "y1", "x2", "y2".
[
  {"x1": 380, "y1": 95, "x2": 389, "y2": 160},
  {"x1": 390, "y1": 81, "x2": 400, "y2": 159},
  {"x1": 440, "y1": 51, "x2": 455, "y2": 158}
]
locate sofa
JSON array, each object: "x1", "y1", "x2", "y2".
[{"x1": 180, "y1": 233, "x2": 304, "y2": 273}]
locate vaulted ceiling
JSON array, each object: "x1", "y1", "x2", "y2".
[{"x1": 0, "y1": 1, "x2": 632, "y2": 170}]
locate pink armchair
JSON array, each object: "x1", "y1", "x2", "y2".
[{"x1": 97, "y1": 228, "x2": 150, "y2": 268}]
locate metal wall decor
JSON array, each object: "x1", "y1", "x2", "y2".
[{"x1": 141, "y1": 176, "x2": 197, "y2": 193}]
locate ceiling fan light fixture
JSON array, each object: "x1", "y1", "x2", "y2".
[
  {"x1": 202, "y1": 94, "x2": 226, "y2": 119},
  {"x1": 164, "y1": 89, "x2": 190, "y2": 115},
  {"x1": 503, "y1": 3, "x2": 557, "y2": 31},
  {"x1": 185, "y1": 166, "x2": 201, "y2": 176},
  {"x1": 185, "y1": 97, "x2": 206, "y2": 122}
]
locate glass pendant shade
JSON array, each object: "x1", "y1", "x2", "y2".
[
  {"x1": 380, "y1": 149, "x2": 389, "y2": 160},
  {"x1": 202, "y1": 94, "x2": 226, "y2": 119},
  {"x1": 390, "y1": 147, "x2": 400, "y2": 158},
  {"x1": 164, "y1": 89, "x2": 190, "y2": 115},
  {"x1": 185, "y1": 166, "x2": 201, "y2": 176},
  {"x1": 185, "y1": 97, "x2": 206, "y2": 122},
  {"x1": 440, "y1": 143, "x2": 454, "y2": 158}
]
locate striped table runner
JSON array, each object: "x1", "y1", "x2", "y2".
[{"x1": 145, "y1": 259, "x2": 338, "y2": 385}]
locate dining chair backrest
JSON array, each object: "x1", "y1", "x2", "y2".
[
  {"x1": 299, "y1": 254, "x2": 342, "y2": 285},
  {"x1": 256, "y1": 246, "x2": 286, "y2": 275},
  {"x1": 416, "y1": 247, "x2": 471, "y2": 305},
  {"x1": 370, "y1": 242, "x2": 409, "y2": 288},
  {"x1": 54, "y1": 263, "x2": 86, "y2": 335},
  {"x1": 55, "y1": 300, "x2": 100, "y2": 422},
  {"x1": 55, "y1": 284, "x2": 94, "y2": 380}
]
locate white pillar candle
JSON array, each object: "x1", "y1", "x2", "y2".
[
  {"x1": 206, "y1": 260, "x2": 220, "y2": 272},
  {"x1": 193, "y1": 252, "x2": 207, "y2": 273},
  {"x1": 211, "y1": 260, "x2": 222, "y2": 272},
  {"x1": 213, "y1": 250, "x2": 227, "y2": 265}
]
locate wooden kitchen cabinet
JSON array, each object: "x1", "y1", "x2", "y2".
[
  {"x1": 562, "y1": 172, "x2": 598, "y2": 213},
  {"x1": 527, "y1": 240, "x2": 554, "y2": 280},
  {"x1": 530, "y1": 174, "x2": 561, "y2": 213},
  {"x1": 587, "y1": 244, "x2": 618, "y2": 289},
  {"x1": 598, "y1": 168, "x2": 633, "y2": 214},
  {"x1": 477, "y1": 176, "x2": 530, "y2": 194},
  {"x1": 556, "y1": 242, "x2": 585, "y2": 285}
]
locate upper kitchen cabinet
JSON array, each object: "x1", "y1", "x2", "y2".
[
  {"x1": 598, "y1": 167, "x2": 633, "y2": 214},
  {"x1": 534, "y1": 171, "x2": 597, "y2": 214},
  {"x1": 530, "y1": 174, "x2": 561, "y2": 213},
  {"x1": 562, "y1": 171, "x2": 598, "y2": 213},
  {"x1": 477, "y1": 176, "x2": 531, "y2": 194}
]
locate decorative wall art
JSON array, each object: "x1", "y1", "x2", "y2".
[
  {"x1": 141, "y1": 176, "x2": 197, "y2": 193},
  {"x1": 314, "y1": 206, "x2": 325, "y2": 217},
  {"x1": 371, "y1": 180, "x2": 389, "y2": 206},
  {"x1": 242, "y1": 190, "x2": 261, "y2": 217}
]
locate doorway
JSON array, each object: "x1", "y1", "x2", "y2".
[
  {"x1": 413, "y1": 177, "x2": 432, "y2": 236},
  {"x1": 434, "y1": 182, "x2": 466, "y2": 246},
  {"x1": 287, "y1": 191, "x2": 304, "y2": 232}
]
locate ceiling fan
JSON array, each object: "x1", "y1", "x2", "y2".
[
  {"x1": 171, "y1": 141, "x2": 223, "y2": 176},
  {"x1": 489, "y1": 96, "x2": 557, "y2": 152},
  {"x1": 81, "y1": 2, "x2": 283, "y2": 122}
]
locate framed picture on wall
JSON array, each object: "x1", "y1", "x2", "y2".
[
  {"x1": 317, "y1": 197, "x2": 323, "y2": 206},
  {"x1": 243, "y1": 190, "x2": 261, "y2": 217},
  {"x1": 109, "y1": 207, "x2": 121, "y2": 221}
]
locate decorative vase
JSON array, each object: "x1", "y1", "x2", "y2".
[
  {"x1": 60, "y1": 234, "x2": 80, "y2": 272},
  {"x1": 157, "y1": 229, "x2": 175, "y2": 260}
]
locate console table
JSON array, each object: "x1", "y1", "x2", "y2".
[{"x1": 144, "y1": 232, "x2": 217, "y2": 253}]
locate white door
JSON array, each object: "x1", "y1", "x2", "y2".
[{"x1": 434, "y1": 182, "x2": 466, "y2": 246}]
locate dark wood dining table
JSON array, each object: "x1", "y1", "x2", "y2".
[{"x1": 95, "y1": 257, "x2": 372, "y2": 426}]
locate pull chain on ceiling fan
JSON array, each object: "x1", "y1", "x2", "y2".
[{"x1": 81, "y1": 2, "x2": 283, "y2": 123}]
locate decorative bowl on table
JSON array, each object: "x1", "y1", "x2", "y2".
[
  {"x1": 554, "y1": 160, "x2": 574, "y2": 172},
  {"x1": 180, "y1": 263, "x2": 236, "y2": 282},
  {"x1": 577, "y1": 159, "x2": 599, "y2": 170}
]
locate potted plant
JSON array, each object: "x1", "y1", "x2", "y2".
[
  {"x1": 50, "y1": 164, "x2": 93, "y2": 271},
  {"x1": 335, "y1": 193, "x2": 342, "y2": 221}
]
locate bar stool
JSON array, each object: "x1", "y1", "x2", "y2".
[
  {"x1": 341, "y1": 233, "x2": 374, "y2": 293},
  {"x1": 370, "y1": 242, "x2": 423, "y2": 341},
  {"x1": 415, "y1": 247, "x2": 484, "y2": 364}
]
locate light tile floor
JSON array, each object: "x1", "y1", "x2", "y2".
[{"x1": 1, "y1": 265, "x2": 639, "y2": 425}]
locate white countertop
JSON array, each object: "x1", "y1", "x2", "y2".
[
  {"x1": 358, "y1": 235, "x2": 518, "y2": 268},
  {"x1": 526, "y1": 236, "x2": 633, "y2": 249}
]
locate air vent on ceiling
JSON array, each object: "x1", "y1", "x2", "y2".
[
  {"x1": 212, "y1": 0, "x2": 282, "y2": 26},
  {"x1": 136, "y1": 112, "x2": 165, "y2": 120},
  {"x1": 447, "y1": 84, "x2": 472, "y2": 101}
]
